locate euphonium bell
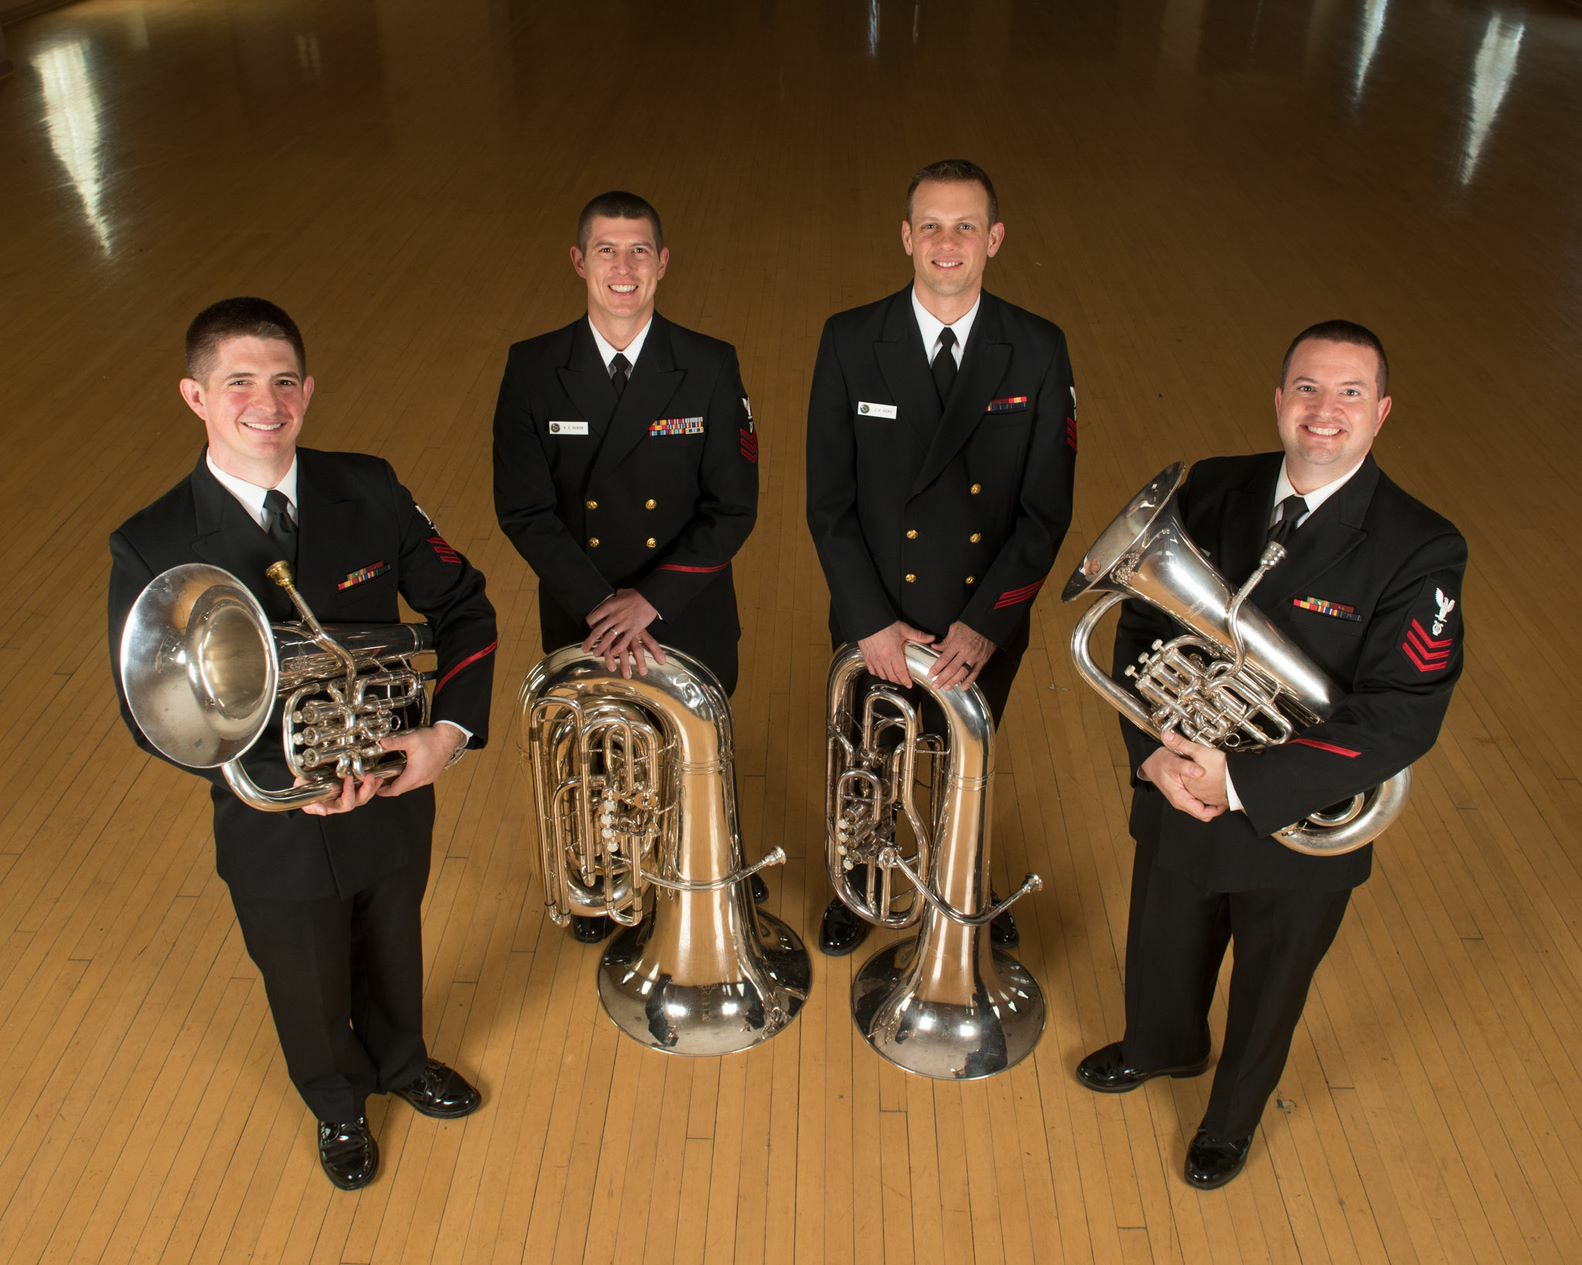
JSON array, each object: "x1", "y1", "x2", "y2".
[
  {"x1": 826, "y1": 643, "x2": 1044, "y2": 1080},
  {"x1": 519, "y1": 645, "x2": 810, "y2": 1056},
  {"x1": 1061, "y1": 463, "x2": 1411, "y2": 855},
  {"x1": 119, "y1": 562, "x2": 432, "y2": 811}
]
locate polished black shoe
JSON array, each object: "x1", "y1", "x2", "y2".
[
  {"x1": 318, "y1": 1117, "x2": 378, "y2": 1190},
  {"x1": 750, "y1": 872, "x2": 769, "y2": 904},
  {"x1": 1074, "y1": 1041, "x2": 1212, "y2": 1094},
  {"x1": 819, "y1": 895, "x2": 871, "y2": 956},
  {"x1": 391, "y1": 1059, "x2": 482, "y2": 1120},
  {"x1": 570, "y1": 914, "x2": 614, "y2": 944},
  {"x1": 1185, "y1": 1128, "x2": 1254, "y2": 1190},
  {"x1": 988, "y1": 891, "x2": 1019, "y2": 948}
]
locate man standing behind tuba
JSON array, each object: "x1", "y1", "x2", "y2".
[
  {"x1": 1074, "y1": 321, "x2": 1467, "y2": 1190},
  {"x1": 806, "y1": 159, "x2": 1078, "y2": 956},
  {"x1": 108, "y1": 299, "x2": 497, "y2": 1191},
  {"x1": 492, "y1": 192, "x2": 763, "y2": 945}
]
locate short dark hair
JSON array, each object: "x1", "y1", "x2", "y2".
[
  {"x1": 185, "y1": 297, "x2": 306, "y2": 380},
  {"x1": 1280, "y1": 320, "x2": 1389, "y2": 395},
  {"x1": 576, "y1": 190, "x2": 664, "y2": 252},
  {"x1": 905, "y1": 159, "x2": 999, "y2": 226}
]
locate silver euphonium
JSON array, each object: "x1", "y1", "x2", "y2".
[
  {"x1": 825, "y1": 643, "x2": 1044, "y2": 1080},
  {"x1": 520, "y1": 645, "x2": 810, "y2": 1056},
  {"x1": 119, "y1": 562, "x2": 433, "y2": 811},
  {"x1": 1061, "y1": 463, "x2": 1411, "y2": 856}
]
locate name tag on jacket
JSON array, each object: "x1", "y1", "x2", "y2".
[
  {"x1": 649, "y1": 416, "x2": 705, "y2": 436},
  {"x1": 857, "y1": 401, "x2": 898, "y2": 419},
  {"x1": 548, "y1": 420, "x2": 589, "y2": 436}
]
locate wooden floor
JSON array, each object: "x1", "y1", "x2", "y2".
[{"x1": 3, "y1": 0, "x2": 1581, "y2": 1260}]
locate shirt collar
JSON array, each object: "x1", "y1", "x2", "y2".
[
  {"x1": 207, "y1": 451, "x2": 299, "y2": 529},
  {"x1": 910, "y1": 287, "x2": 980, "y2": 367},
  {"x1": 1273, "y1": 456, "x2": 1366, "y2": 527},
  {"x1": 587, "y1": 315, "x2": 653, "y2": 373}
]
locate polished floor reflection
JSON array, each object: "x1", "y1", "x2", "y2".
[{"x1": 2, "y1": 1, "x2": 1580, "y2": 1263}]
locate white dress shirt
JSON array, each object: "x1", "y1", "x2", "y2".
[
  {"x1": 207, "y1": 452, "x2": 298, "y2": 528},
  {"x1": 588, "y1": 315, "x2": 653, "y2": 375},
  {"x1": 911, "y1": 288, "x2": 980, "y2": 369}
]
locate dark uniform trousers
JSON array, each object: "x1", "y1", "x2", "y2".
[
  {"x1": 1113, "y1": 452, "x2": 1466, "y2": 1138},
  {"x1": 109, "y1": 449, "x2": 497, "y2": 1123},
  {"x1": 493, "y1": 314, "x2": 758, "y2": 695},
  {"x1": 806, "y1": 287, "x2": 1078, "y2": 726}
]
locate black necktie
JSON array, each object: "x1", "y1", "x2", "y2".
[
  {"x1": 932, "y1": 328, "x2": 958, "y2": 404},
  {"x1": 610, "y1": 352, "x2": 630, "y2": 400},
  {"x1": 263, "y1": 488, "x2": 298, "y2": 563},
  {"x1": 1266, "y1": 493, "x2": 1307, "y2": 546}
]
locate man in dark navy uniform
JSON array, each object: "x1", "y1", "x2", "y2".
[
  {"x1": 493, "y1": 191, "x2": 761, "y2": 943},
  {"x1": 109, "y1": 298, "x2": 497, "y2": 1191},
  {"x1": 806, "y1": 158, "x2": 1079, "y2": 955},
  {"x1": 1074, "y1": 321, "x2": 1467, "y2": 1190}
]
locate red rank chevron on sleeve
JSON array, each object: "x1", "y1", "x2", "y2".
[{"x1": 1401, "y1": 619, "x2": 1453, "y2": 673}]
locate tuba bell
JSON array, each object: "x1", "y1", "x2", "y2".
[
  {"x1": 826, "y1": 643, "x2": 1044, "y2": 1080},
  {"x1": 519, "y1": 645, "x2": 810, "y2": 1056},
  {"x1": 1061, "y1": 463, "x2": 1410, "y2": 855},
  {"x1": 119, "y1": 561, "x2": 433, "y2": 811}
]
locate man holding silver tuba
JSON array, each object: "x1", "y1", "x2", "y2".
[
  {"x1": 492, "y1": 191, "x2": 763, "y2": 946},
  {"x1": 108, "y1": 299, "x2": 497, "y2": 1191},
  {"x1": 1074, "y1": 321, "x2": 1467, "y2": 1189},
  {"x1": 806, "y1": 159, "x2": 1078, "y2": 956}
]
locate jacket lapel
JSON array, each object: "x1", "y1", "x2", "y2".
[
  {"x1": 556, "y1": 319, "x2": 618, "y2": 446},
  {"x1": 292, "y1": 450, "x2": 363, "y2": 609},
  {"x1": 1266, "y1": 456, "x2": 1376, "y2": 607},
  {"x1": 1216, "y1": 457, "x2": 1281, "y2": 586},
  {"x1": 873, "y1": 290, "x2": 939, "y2": 487},
  {"x1": 189, "y1": 452, "x2": 293, "y2": 621},
  {"x1": 591, "y1": 313, "x2": 685, "y2": 477},
  {"x1": 911, "y1": 292, "x2": 1012, "y2": 496}
]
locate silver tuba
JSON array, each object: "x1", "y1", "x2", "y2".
[
  {"x1": 1061, "y1": 463, "x2": 1410, "y2": 856},
  {"x1": 826, "y1": 643, "x2": 1044, "y2": 1080},
  {"x1": 520, "y1": 646, "x2": 810, "y2": 1056},
  {"x1": 119, "y1": 561, "x2": 433, "y2": 811}
]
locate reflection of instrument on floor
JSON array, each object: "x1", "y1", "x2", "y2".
[
  {"x1": 119, "y1": 562, "x2": 432, "y2": 812},
  {"x1": 825, "y1": 643, "x2": 1044, "y2": 1080},
  {"x1": 1062, "y1": 463, "x2": 1411, "y2": 856},
  {"x1": 520, "y1": 645, "x2": 809, "y2": 1056}
]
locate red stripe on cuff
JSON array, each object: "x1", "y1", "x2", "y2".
[
  {"x1": 657, "y1": 562, "x2": 728, "y2": 574},
  {"x1": 435, "y1": 640, "x2": 496, "y2": 694},
  {"x1": 1291, "y1": 737, "x2": 1362, "y2": 758},
  {"x1": 993, "y1": 578, "x2": 1046, "y2": 609}
]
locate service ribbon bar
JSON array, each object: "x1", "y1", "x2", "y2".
[
  {"x1": 1293, "y1": 596, "x2": 1361, "y2": 622},
  {"x1": 648, "y1": 416, "x2": 706, "y2": 436}
]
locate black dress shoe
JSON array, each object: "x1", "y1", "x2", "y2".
[
  {"x1": 988, "y1": 891, "x2": 1019, "y2": 948},
  {"x1": 570, "y1": 914, "x2": 614, "y2": 944},
  {"x1": 1075, "y1": 1041, "x2": 1212, "y2": 1094},
  {"x1": 392, "y1": 1058, "x2": 482, "y2": 1119},
  {"x1": 819, "y1": 896, "x2": 871, "y2": 956},
  {"x1": 318, "y1": 1117, "x2": 378, "y2": 1190},
  {"x1": 750, "y1": 872, "x2": 769, "y2": 904},
  {"x1": 1185, "y1": 1128, "x2": 1254, "y2": 1190}
]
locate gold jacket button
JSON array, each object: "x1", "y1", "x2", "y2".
[
  {"x1": 969, "y1": 532, "x2": 982, "y2": 543},
  {"x1": 970, "y1": 482, "x2": 983, "y2": 495},
  {"x1": 586, "y1": 499, "x2": 598, "y2": 510},
  {"x1": 965, "y1": 576, "x2": 976, "y2": 585},
  {"x1": 905, "y1": 528, "x2": 918, "y2": 540},
  {"x1": 645, "y1": 498, "x2": 657, "y2": 510},
  {"x1": 587, "y1": 537, "x2": 600, "y2": 548},
  {"x1": 645, "y1": 537, "x2": 657, "y2": 549},
  {"x1": 904, "y1": 573, "x2": 917, "y2": 584}
]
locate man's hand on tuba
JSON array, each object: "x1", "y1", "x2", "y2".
[{"x1": 1140, "y1": 734, "x2": 1227, "y2": 823}]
